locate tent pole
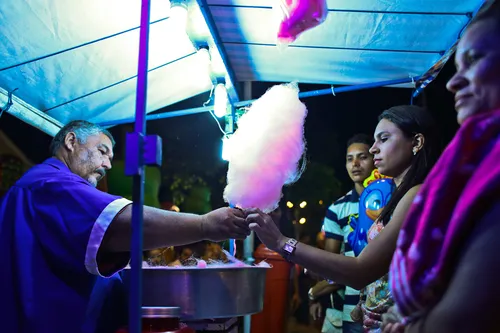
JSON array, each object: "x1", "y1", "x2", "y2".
[
  {"x1": 100, "y1": 76, "x2": 419, "y2": 127},
  {"x1": 242, "y1": 81, "x2": 254, "y2": 333},
  {"x1": 128, "y1": 0, "x2": 151, "y2": 333}
]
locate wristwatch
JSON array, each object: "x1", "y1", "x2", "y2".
[
  {"x1": 281, "y1": 238, "x2": 298, "y2": 261},
  {"x1": 308, "y1": 288, "x2": 316, "y2": 301}
]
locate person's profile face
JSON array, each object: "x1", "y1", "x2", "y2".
[
  {"x1": 370, "y1": 119, "x2": 414, "y2": 178},
  {"x1": 447, "y1": 19, "x2": 500, "y2": 125},
  {"x1": 72, "y1": 133, "x2": 114, "y2": 187}
]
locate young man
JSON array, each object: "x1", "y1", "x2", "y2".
[{"x1": 309, "y1": 133, "x2": 375, "y2": 333}]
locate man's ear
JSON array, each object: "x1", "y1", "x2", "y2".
[{"x1": 64, "y1": 132, "x2": 78, "y2": 152}]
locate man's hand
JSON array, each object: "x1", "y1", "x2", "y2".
[
  {"x1": 201, "y1": 207, "x2": 250, "y2": 241},
  {"x1": 245, "y1": 208, "x2": 287, "y2": 252},
  {"x1": 291, "y1": 292, "x2": 301, "y2": 312},
  {"x1": 309, "y1": 301, "x2": 322, "y2": 321},
  {"x1": 309, "y1": 279, "x2": 340, "y2": 299},
  {"x1": 304, "y1": 268, "x2": 325, "y2": 280}
]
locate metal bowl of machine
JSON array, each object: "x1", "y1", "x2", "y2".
[{"x1": 122, "y1": 265, "x2": 269, "y2": 320}]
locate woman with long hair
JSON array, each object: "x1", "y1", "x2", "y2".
[
  {"x1": 351, "y1": 105, "x2": 441, "y2": 332},
  {"x1": 245, "y1": 104, "x2": 441, "y2": 332},
  {"x1": 384, "y1": 1, "x2": 500, "y2": 332}
]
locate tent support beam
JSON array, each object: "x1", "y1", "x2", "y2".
[
  {"x1": 224, "y1": 41, "x2": 445, "y2": 55},
  {"x1": 0, "y1": 87, "x2": 63, "y2": 137},
  {"x1": 208, "y1": 4, "x2": 472, "y2": 16},
  {"x1": 0, "y1": 17, "x2": 169, "y2": 73},
  {"x1": 42, "y1": 52, "x2": 196, "y2": 113},
  {"x1": 99, "y1": 76, "x2": 419, "y2": 127}
]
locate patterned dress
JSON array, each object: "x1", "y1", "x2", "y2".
[{"x1": 352, "y1": 220, "x2": 394, "y2": 332}]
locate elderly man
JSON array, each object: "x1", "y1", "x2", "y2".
[{"x1": 0, "y1": 120, "x2": 249, "y2": 333}]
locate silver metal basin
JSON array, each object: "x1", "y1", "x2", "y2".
[{"x1": 122, "y1": 266, "x2": 269, "y2": 320}]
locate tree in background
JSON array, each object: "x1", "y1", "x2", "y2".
[
  {"x1": 161, "y1": 173, "x2": 212, "y2": 215},
  {"x1": 287, "y1": 161, "x2": 342, "y2": 234}
]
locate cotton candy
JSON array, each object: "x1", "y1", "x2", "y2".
[{"x1": 223, "y1": 83, "x2": 307, "y2": 213}]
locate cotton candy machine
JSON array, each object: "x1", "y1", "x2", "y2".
[{"x1": 122, "y1": 253, "x2": 269, "y2": 321}]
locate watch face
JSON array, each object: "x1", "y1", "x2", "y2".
[{"x1": 284, "y1": 244, "x2": 293, "y2": 253}]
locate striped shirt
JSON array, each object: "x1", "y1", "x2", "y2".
[{"x1": 322, "y1": 189, "x2": 361, "y2": 324}]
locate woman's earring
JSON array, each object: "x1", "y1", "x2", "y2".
[{"x1": 413, "y1": 149, "x2": 417, "y2": 156}]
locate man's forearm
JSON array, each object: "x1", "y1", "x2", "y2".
[
  {"x1": 102, "y1": 205, "x2": 205, "y2": 252},
  {"x1": 312, "y1": 282, "x2": 341, "y2": 299}
]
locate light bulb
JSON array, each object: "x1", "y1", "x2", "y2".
[
  {"x1": 214, "y1": 83, "x2": 228, "y2": 118},
  {"x1": 170, "y1": 1, "x2": 188, "y2": 31},
  {"x1": 197, "y1": 48, "x2": 211, "y2": 66},
  {"x1": 222, "y1": 136, "x2": 231, "y2": 161}
]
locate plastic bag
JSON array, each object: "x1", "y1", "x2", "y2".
[{"x1": 276, "y1": 0, "x2": 328, "y2": 45}]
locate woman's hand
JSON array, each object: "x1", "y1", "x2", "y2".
[
  {"x1": 245, "y1": 208, "x2": 288, "y2": 252},
  {"x1": 382, "y1": 323, "x2": 405, "y2": 333},
  {"x1": 381, "y1": 306, "x2": 405, "y2": 333},
  {"x1": 350, "y1": 303, "x2": 363, "y2": 323}
]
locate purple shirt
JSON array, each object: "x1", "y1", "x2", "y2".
[{"x1": 0, "y1": 158, "x2": 131, "y2": 333}]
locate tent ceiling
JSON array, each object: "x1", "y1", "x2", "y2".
[
  {"x1": 0, "y1": 0, "x2": 235, "y2": 134},
  {"x1": 206, "y1": 0, "x2": 483, "y2": 85},
  {"x1": 0, "y1": 0, "x2": 485, "y2": 135}
]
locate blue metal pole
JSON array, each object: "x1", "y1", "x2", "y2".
[
  {"x1": 233, "y1": 76, "x2": 419, "y2": 107},
  {"x1": 100, "y1": 76, "x2": 419, "y2": 127},
  {"x1": 99, "y1": 105, "x2": 214, "y2": 127},
  {"x1": 241, "y1": 81, "x2": 253, "y2": 333},
  {"x1": 128, "y1": 0, "x2": 151, "y2": 332},
  {"x1": 298, "y1": 76, "x2": 418, "y2": 98}
]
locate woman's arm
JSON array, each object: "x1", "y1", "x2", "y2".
[
  {"x1": 248, "y1": 186, "x2": 421, "y2": 290},
  {"x1": 405, "y1": 203, "x2": 500, "y2": 333}
]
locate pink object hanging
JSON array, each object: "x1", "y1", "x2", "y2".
[{"x1": 276, "y1": 0, "x2": 328, "y2": 44}]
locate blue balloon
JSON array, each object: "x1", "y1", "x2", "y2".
[{"x1": 347, "y1": 178, "x2": 395, "y2": 256}]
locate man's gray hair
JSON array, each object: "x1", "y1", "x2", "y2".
[{"x1": 50, "y1": 120, "x2": 116, "y2": 156}]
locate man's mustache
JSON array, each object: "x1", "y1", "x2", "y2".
[{"x1": 95, "y1": 169, "x2": 106, "y2": 178}]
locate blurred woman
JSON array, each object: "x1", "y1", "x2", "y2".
[{"x1": 384, "y1": 2, "x2": 500, "y2": 332}]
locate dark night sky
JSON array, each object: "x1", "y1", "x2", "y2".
[{"x1": 0, "y1": 59, "x2": 458, "y2": 201}]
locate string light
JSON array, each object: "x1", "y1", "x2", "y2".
[
  {"x1": 214, "y1": 83, "x2": 228, "y2": 118},
  {"x1": 222, "y1": 135, "x2": 232, "y2": 161},
  {"x1": 169, "y1": 0, "x2": 188, "y2": 31}
]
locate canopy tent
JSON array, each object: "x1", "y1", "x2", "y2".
[
  {"x1": 0, "y1": 2, "x2": 488, "y2": 332},
  {"x1": 0, "y1": 0, "x2": 485, "y2": 136}
]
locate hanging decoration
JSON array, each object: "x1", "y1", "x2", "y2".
[{"x1": 275, "y1": 0, "x2": 328, "y2": 45}]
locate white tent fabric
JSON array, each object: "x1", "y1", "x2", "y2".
[
  {"x1": 0, "y1": 0, "x2": 485, "y2": 135},
  {"x1": 207, "y1": 0, "x2": 483, "y2": 84},
  {"x1": 0, "y1": 0, "x2": 231, "y2": 134}
]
